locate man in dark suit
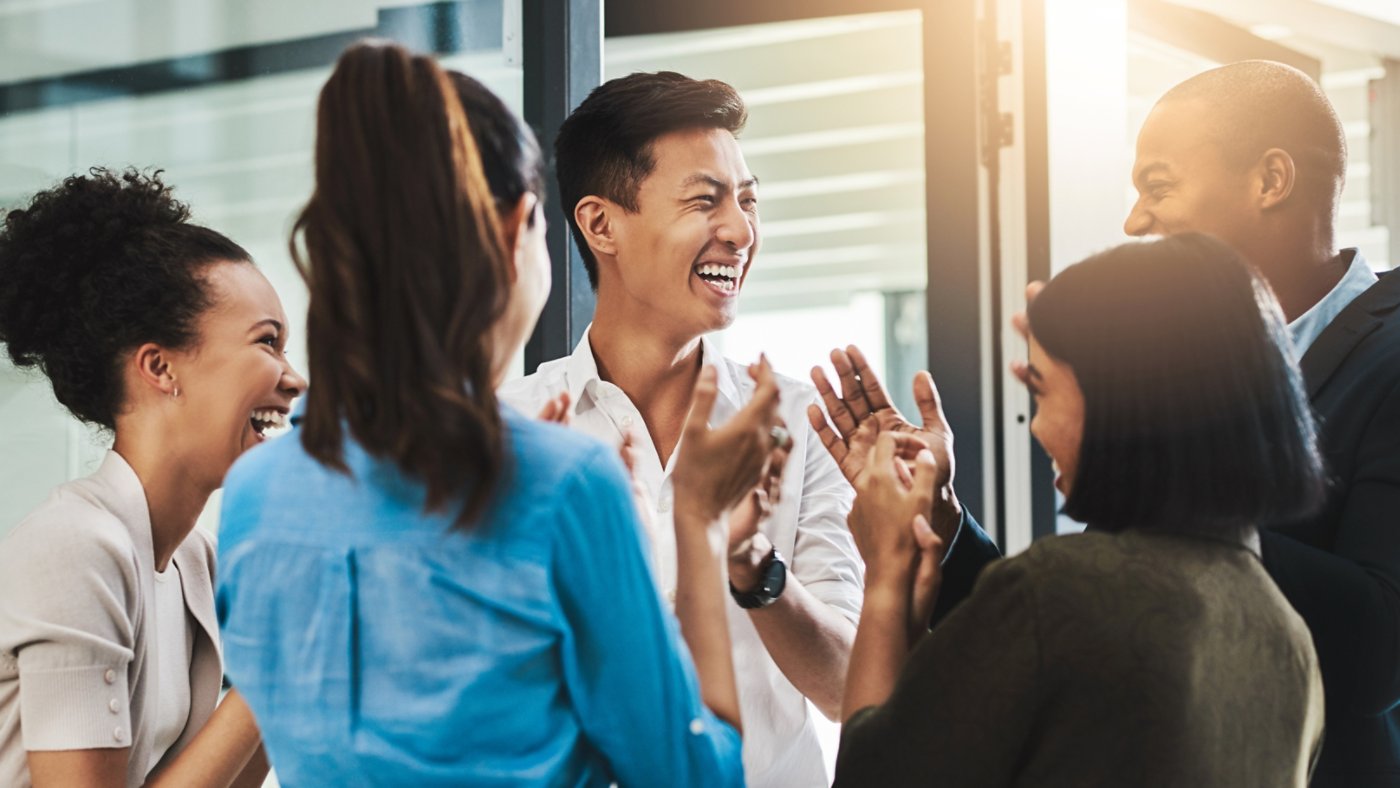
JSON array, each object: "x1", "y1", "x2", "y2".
[{"x1": 1124, "y1": 60, "x2": 1400, "y2": 786}]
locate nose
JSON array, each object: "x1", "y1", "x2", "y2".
[
  {"x1": 1123, "y1": 199, "x2": 1152, "y2": 237},
  {"x1": 1028, "y1": 414, "x2": 1050, "y2": 459},
  {"x1": 281, "y1": 360, "x2": 308, "y2": 398},
  {"x1": 716, "y1": 196, "x2": 756, "y2": 252}
]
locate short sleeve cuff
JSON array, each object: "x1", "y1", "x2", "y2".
[
  {"x1": 800, "y1": 578, "x2": 863, "y2": 626},
  {"x1": 21, "y1": 664, "x2": 132, "y2": 750}
]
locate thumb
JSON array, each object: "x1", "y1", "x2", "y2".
[
  {"x1": 911, "y1": 448, "x2": 938, "y2": 498},
  {"x1": 873, "y1": 431, "x2": 900, "y2": 470},
  {"x1": 618, "y1": 431, "x2": 638, "y2": 475},
  {"x1": 1026, "y1": 280, "x2": 1046, "y2": 302},
  {"x1": 685, "y1": 365, "x2": 719, "y2": 435},
  {"x1": 909, "y1": 513, "x2": 945, "y2": 631},
  {"x1": 912, "y1": 513, "x2": 944, "y2": 556},
  {"x1": 913, "y1": 371, "x2": 949, "y2": 434}
]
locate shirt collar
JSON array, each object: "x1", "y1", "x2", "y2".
[
  {"x1": 564, "y1": 326, "x2": 744, "y2": 415},
  {"x1": 702, "y1": 333, "x2": 746, "y2": 413},
  {"x1": 1288, "y1": 248, "x2": 1378, "y2": 355},
  {"x1": 93, "y1": 450, "x2": 156, "y2": 563},
  {"x1": 563, "y1": 325, "x2": 604, "y2": 411}
]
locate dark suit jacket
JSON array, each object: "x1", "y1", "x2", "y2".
[
  {"x1": 929, "y1": 509, "x2": 1001, "y2": 628},
  {"x1": 1262, "y1": 262, "x2": 1400, "y2": 786}
]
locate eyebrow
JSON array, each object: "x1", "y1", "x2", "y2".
[
  {"x1": 1133, "y1": 162, "x2": 1171, "y2": 187},
  {"x1": 249, "y1": 319, "x2": 284, "y2": 334},
  {"x1": 680, "y1": 174, "x2": 760, "y2": 191}
]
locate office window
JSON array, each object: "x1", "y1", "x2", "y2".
[
  {"x1": 606, "y1": 11, "x2": 930, "y2": 416},
  {"x1": 0, "y1": 1, "x2": 521, "y2": 538},
  {"x1": 1042, "y1": 0, "x2": 1399, "y2": 534}
]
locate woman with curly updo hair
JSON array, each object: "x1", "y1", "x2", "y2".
[{"x1": 0, "y1": 168, "x2": 304, "y2": 787}]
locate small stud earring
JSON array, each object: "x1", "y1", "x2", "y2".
[{"x1": 171, "y1": 387, "x2": 180, "y2": 399}]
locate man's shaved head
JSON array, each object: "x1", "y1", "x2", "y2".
[{"x1": 1157, "y1": 60, "x2": 1346, "y2": 218}]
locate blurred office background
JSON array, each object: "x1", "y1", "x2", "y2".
[{"x1": 0, "y1": 0, "x2": 1397, "y2": 611}]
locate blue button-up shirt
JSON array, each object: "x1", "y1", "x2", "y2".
[
  {"x1": 1289, "y1": 248, "x2": 1378, "y2": 355},
  {"x1": 216, "y1": 408, "x2": 742, "y2": 787}
]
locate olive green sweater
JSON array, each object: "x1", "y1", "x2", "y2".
[{"x1": 836, "y1": 529, "x2": 1323, "y2": 787}]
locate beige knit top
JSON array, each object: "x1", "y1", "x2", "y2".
[{"x1": 0, "y1": 452, "x2": 223, "y2": 787}]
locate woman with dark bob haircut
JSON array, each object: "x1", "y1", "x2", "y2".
[
  {"x1": 0, "y1": 169, "x2": 304, "y2": 786},
  {"x1": 215, "y1": 41, "x2": 775, "y2": 786},
  {"x1": 832, "y1": 233, "x2": 1327, "y2": 787}
]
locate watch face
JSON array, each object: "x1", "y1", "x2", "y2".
[
  {"x1": 731, "y1": 549, "x2": 787, "y2": 609},
  {"x1": 763, "y1": 551, "x2": 787, "y2": 598}
]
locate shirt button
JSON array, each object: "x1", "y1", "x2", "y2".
[
  {"x1": 108, "y1": 699, "x2": 120, "y2": 714},
  {"x1": 112, "y1": 727, "x2": 124, "y2": 742},
  {"x1": 689, "y1": 718, "x2": 705, "y2": 735},
  {"x1": 620, "y1": 415, "x2": 634, "y2": 429},
  {"x1": 667, "y1": 589, "x2": 677, "y2": 604},
  {"x1": 103, "y1": 669, "x2": 116, "y2": 684},
  {"x1": 658, "y1": 497, "x2": 672, "y2": 513}
]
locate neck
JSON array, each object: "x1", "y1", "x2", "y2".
[
  {"x1": 1249, "y1": 221, "x2": 1344, "y2": 322},
  {"x1": 112, "y1": 429, "x2": 215, "y2": 572},
  {"x1": 588, "y1": 301, "x2": 705, "y2": 464}
]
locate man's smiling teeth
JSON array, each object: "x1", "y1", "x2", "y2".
[
  {"x1": 698, "y1": 263, "x2": 739, "y2": 279},
  {"x1": 696, "y1": 264, "x2": 740, "y2": 292},
  {"x1": 250, "y1": 409, "x2": 287, "y2": 433}
]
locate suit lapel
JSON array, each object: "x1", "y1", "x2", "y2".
[{"x1": 1300, "y1": 271, "x2": 1400, "y2": 399}]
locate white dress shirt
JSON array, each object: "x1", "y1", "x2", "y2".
[{"x1": 500, "y1": 329, "x2": 863, "y2": 788}]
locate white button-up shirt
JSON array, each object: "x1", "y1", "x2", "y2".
[{"x1": 500, "y1": 329, "x2": 863, "y2": 788}]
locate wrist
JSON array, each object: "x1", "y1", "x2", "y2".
[
  {"x1": 729, "y1": 544, "x2": 787, "y2": 609},
  {"x1": 864, "y1": 560, "x2": 915, "y2": 595},
  {"x1": 675, "y1": 510, "x2": 728, "y2": 555},
  {"x1": 727, "y1": 532, "x2": 772, "y2": 592},
  {"x1": 673, "y1": 489, "x2": 724, "y2": 528},
  {"x1": 930, "y1": 488, "x2": 963, "y2": 545},
  {"x1": 861, "y1": 575, "x2": 911, "y2": 616}
]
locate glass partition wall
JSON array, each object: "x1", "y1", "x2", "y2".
[{"x1": 0, "y1": 1, "x2": 522, "y2": 537}]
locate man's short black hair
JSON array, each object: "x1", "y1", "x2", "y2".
[
  {"x1": 554, "y1": 71, "x2": 747, "y2": 289},
  {"x1": 1029, "y1": 233, "x2": 1325, "y2": 534},
  {"x1": 1158, "y1": 60, "x2": 1346, "y2": 221}
]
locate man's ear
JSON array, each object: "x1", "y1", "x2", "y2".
[
  {"x1": 574, "y1": 196, "x2": 619, "y2": 259},
  {"x1": 502, "y1": 192, "x2": 540, "y2": 283},
  {"x1": 132, "y1": 342, "x2": 179, "y2": 398},
  {"x1": 1256, "y1": 148, "x2": 1297, "y2": 211}
]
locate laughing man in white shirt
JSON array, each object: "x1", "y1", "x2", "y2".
[{"x1": 499, "y1": 71, "x2": 862, "y2": 787}]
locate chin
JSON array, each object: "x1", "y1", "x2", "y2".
[
  {"x1": 709, "y1": 296, "x2": 742, "y2": 325},
  {"x1": 239, "y1": 429, "x2": 265, "y2": 455}
]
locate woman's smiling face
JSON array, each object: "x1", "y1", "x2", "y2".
[
  {"x1": 164, "y1": 261, "x2": 306, "y2": 483},
  {"x1": 1026, "y1": 335, "x2": 1085, "y2": 497}
]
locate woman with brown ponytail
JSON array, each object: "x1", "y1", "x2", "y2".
[{"x1": 215, "y1": 42, "x2": 771, "y2": 786}]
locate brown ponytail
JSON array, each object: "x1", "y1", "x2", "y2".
[{"x1": 291, "y1": 41, "x2": 515, "y2": 525}]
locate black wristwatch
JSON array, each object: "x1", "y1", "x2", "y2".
[{"x1": 729, "y1": 548, "x2": 787, "y2": 609}]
